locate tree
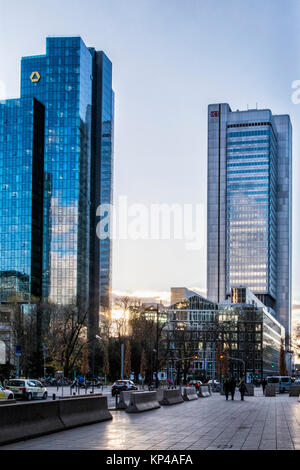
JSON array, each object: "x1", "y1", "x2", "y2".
[
  {"x1": 292, "y1": 322, "x2": 300, "y2": 364},
  {"x1": 124, "y1": 341, "x2": 131, "y2": 378},
  {"x1": 43, "y1": 304, "x2": 88, "y2": 377},
  {"x1": 81, "y1": 344, "x2": 89, "y2": 376},
  {"x1": 167, "y1": 322, "x2": 193, "y2": 383},
  {"x1": 280, "y1": 338, "x2": 288, "y2": 376},
  {"x1": 10, "y1": 303, "x2": 43, "y2": 378}
]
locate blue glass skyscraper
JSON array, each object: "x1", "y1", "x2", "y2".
[
  {"x1": 0, "y1": 98, "x2": 45, "y2": 302},
  {"x1": 0, "y1": 37, "x2": 114, "y2": 337}
]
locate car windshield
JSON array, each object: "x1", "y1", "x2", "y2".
[
  {"x1": 0, "y1": 385, "x2": 3, "y2": 390},
  {"x1": 8, "y1": 380, "x2": 25, "y2": 387},
  {"x1": 281, "y1": 378, "x2": 290, "y2": 382},
  {"x1": 268, "y1": 377, "x2": 279, "y2": 383}
]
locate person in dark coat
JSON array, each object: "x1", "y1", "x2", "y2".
[
  {"x1": 223, "y1": 378, "x2": 230, "y2": 400},
  {"x1": 229, "y1": 377, "x2": 236, "y2": 400},
  {"x1": 262, "y1": 378, "x2": 267, "y2": 394},
  {"x1": 238, "y1": 380, "x2": 248, "y2": 400}
]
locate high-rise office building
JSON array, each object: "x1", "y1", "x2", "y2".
[
  {"x1": 207, "y1": 104, "x2": 292, "y2": 340},
  {"x1": 0, "y1": 37, "x2": 114, "y2": 339},
  {"x1": 0, "y1": 98, "x2": 45, "y2": 302}
]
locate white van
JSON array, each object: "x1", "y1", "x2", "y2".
[{"x1": 266, "y1": 376, "x2": 292, "y2": 393}]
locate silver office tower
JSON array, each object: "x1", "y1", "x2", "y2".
[{"x1": 207, "y1": 104, "x2": 292, "y2": 341}]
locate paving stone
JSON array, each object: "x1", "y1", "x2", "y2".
[{"x1": 1, "y1": 389, "x2": 299, "y2": 450}]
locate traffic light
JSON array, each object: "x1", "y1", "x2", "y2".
[
  {"x1": 271, "y1": 363, "x2": 274, "y2": 368},
  {"x1": 194, "y1": 354, "x2": 199, "y2": 360},
  {"x1": 219, "y1": 355, "x2": 224, "y2": 360}
]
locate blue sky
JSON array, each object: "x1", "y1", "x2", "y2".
[{"x1": 1, "y1": 0, "x2": 300, "y2": 316}]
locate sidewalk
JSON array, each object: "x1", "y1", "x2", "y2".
[{"x1": 2, "y1": 388, "x2": 300, "y2": 450}]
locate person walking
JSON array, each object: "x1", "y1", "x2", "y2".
[
  {"x1": 238, "y1": 379, "x2": 248, "y2": 401},
  {"x1": 223, "y1": 378, "x2": 230, "y2": 400},
  {"x1": 229, "y1": 377, "x2": 236, "y2": 400},
  {"x1": 262, "y1": 378, "x2": 267, "y2": 394}
]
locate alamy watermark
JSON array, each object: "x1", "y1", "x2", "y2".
[{"x1": 96, "y1": 196, "x2": 204, "y2": 251}]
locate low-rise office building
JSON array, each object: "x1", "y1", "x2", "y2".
[{"x1": 165, "y1": 286, "x2": 284, "y2": 381}]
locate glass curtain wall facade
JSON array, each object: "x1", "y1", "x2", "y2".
[
  {"x1": 89, "y1": 51, "x2": 114, "y2": 321},
  {"x1": 166, "y1": 292, "x2": 284, "y2": 380},
  {"x1": 0, "y1": 98, "x2": 45, "y2": 302},
  {"x1": 21, "y1": 37, "x2": 93, "y2": 309},
  {"x1": 0, "y1": 37, "x2": 114, "y2": 342},
  {"x1": 207, "y1": 104, "x2": 292, "y2": 342}
]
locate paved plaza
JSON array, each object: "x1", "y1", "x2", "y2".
[{"x1": 2, "y1": 389, "x2": 300, "y2": 450}]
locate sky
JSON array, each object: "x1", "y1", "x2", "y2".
[{"x1": 1, "y1": 0, "x2": 300, "y2": 323}]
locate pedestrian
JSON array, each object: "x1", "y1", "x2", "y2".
[
  {"x1": 262, "y1": 378, "x2": 267, "y2": 394},
  {"x1": 238, "y1": 379, "x2": 248, "y2": 401},
  {"x1": 223, "y1": 378, "x2": 230, "y2": 400},
  {"x1": 229, "y1": 377, "x2": 236, "y2": 400}
]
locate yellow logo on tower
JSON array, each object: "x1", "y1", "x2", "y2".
[{"x1": 30, "y1": 71, "x2": 40, "y2": 83}]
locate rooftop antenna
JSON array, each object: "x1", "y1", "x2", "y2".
[{"x1": 256, "y1": 102, "x2": 258, "y2": 109}]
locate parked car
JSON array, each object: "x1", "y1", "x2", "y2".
[
  {"x1": 187, "y1": 380, "x2": 202, "y2": 390},
  {"x1": 0, "y1": 384, "x2": 14, "y2": 400},
  {"x1": 6, "y1": 379, "x2": 48, "y2": 400},
  {"x1": 111, "y1": 380, "x2": 138, "y2": 396},
  {"x1": 207, "y1": 379, "x2": 220, "y2": 385},
  {"x1": 206, "y1": 379, "x2": 221, "y2": 392}
]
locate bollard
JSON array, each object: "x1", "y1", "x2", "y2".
[
  {"x1": 85, "y1": 386, "x2": 87, "y2": 395},
  {"x1": 52, "y1": 393, "x2": 56, "y2": 400}
]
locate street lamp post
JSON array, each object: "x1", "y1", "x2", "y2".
[
  {"x1": 121, "y1": 343, "x2": 125, "y2": 380},
  {"x1": 92, "y1": 335, "x2": 102, "y2": 381},
  {"x1": 42, "y1": 344, "x2": 47, "y2": 379},
  {"x1": 155, "y1": 305, "x2": 159, "y2": 389},
  {"x1": 151, "y1": 348, "x2": 156, "y2": 384}
]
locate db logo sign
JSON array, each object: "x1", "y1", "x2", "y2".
[{"x1": 210, "y1": 110, "x2": 219, "y2": 117}]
